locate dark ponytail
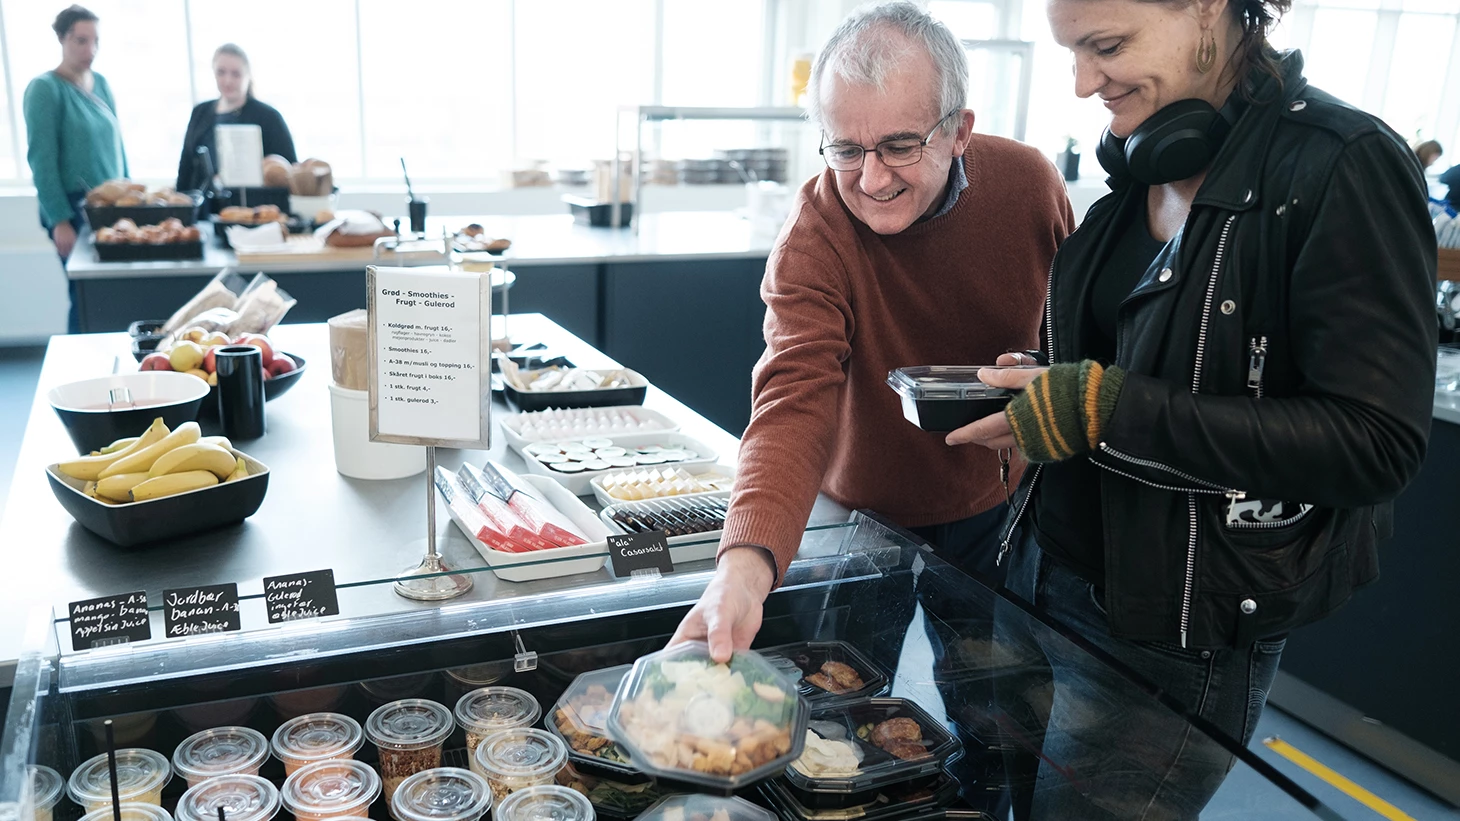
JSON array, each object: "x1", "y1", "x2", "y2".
[{"x1": 1229, "y1": 0, "x2": 1292, "y2": 100}]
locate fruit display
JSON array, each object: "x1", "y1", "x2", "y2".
[
  {"x1": 57, "y1": 418, "x2": 256, "y2": 505},
  {"x1": 139, "y1": 328, "x2": 297, "y2": 387},
  {"x1": 95, "y1": 218, "x2": 202, "y2": 245}
]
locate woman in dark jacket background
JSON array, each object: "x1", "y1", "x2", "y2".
[
  {"x1": 176, "y1": 43, "x2": 295, "y2": 192},
  {"x1": 950, "y1": 0, "x2": 1436, "y2": 815}
]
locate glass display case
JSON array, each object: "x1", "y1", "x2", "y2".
[{"x1": 0, "y1": 514, "x2": 1340, "y2": 820}]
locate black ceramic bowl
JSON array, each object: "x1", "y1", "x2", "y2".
[
  {"x1": 49, "y1": 372, "x2": 209, "y2": 455},
  {"x1": 46, "y1": 453, "x2": 269, "y2": 547}
]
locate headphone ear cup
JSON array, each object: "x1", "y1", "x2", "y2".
[
  {"x1": 1123, "y1": 99, "x2": 1220, "y2": 185},
  {"x1": 1096, "y1": 127, "x2": 1131, "y2": 186}
]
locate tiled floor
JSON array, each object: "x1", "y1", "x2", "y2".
[{"x1": 1, "y1": 345, "x2": 1456, "y2": 818}]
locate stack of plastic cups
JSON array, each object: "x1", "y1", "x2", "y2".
[{"x1": 326, "y1": 309, "x2": 424, "y2": 480}]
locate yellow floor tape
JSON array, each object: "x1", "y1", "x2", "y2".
[{"x1": 1263, "y1": 736, "x2": 1416, "y2": 821}]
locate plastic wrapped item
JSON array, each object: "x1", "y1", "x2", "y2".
[
  {"x1": 759, "y1": 641, "x2": 890, "y2": 708},
  {"x1": 886, "y1": 366, "x2": 1035, "y2": 432},
  {"x1": 455, "y1": 687, "x2": 541, "y2": 756},
  {"x1": 173, "y1": 726, "x2": 270, "y2": 787},
  {"x1": 76, "y1": 804, "x2": 173, "y2": 821},
  {"x1": 782, "y1": 698, "x2": 961, "y2": 807},
  {"x1": 162, "y1": 270, "x2": 244, "y2": 335},
  {"x1": 271, "y1": 713, "x2": 364, "y2": 777},
  {"x1": 67, "y1": 749, "x2": 172, "y2": 813},
  {"x1": 471, "y1": 728, "x2": 568, "y2": 801},
  {"x1": 160, "y1": 270, "x2": 295, "y2": 338},
  {"x1": 365, "y1": 700, "x2": 455, "y2": 805},
  {"x1": 634, "y1": 794, "x2": 774, "y2": 821},
  {"x1": 327, "y1": 309, "x2": 369, "y2": 391},
  {"x1": 545, "y1": 666, "x2": 645, "y2": 783},
  {"x1": 229, "y1": 273, "x2": 297, "y2": 336},
  {"x1": 607, "y1": 642, "x2": 807, "y2": 793},
  {"x1": 484, "y1": 461, "x2": 588, "y2": 547},
  {"x1": 456, "y1": 465, "x2": 552, "y2": 552},
  {"x1": 174, "y1": 774, "x2": 281, "y2": 821},
  {"x1": 281, "y1": 760, "x2": 381, "y2": 821},
  {"x1": 27, "y1": 765, "x2": 63, "y2": 821},
  {"x1": 495, "y1": 785, "x2": 594, "y2": 821},
  {"x1": 389, "y1": 768, "x2": 492, "y2": 821}
]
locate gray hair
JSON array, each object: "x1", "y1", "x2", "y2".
[{"x1": 806, "y1": 1, "x2": 968, "y2": 135}]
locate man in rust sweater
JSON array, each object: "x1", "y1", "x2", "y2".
[{"x1": 673, "y1": 2, "x2": 1073, "y2": 661}]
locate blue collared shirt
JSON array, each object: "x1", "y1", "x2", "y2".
[{"x1": 922, "y1": 155, "x2": 969, "y2": 222}]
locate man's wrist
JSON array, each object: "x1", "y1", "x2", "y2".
[{"x1": 718, "y1": 544, "x2": 777, "y2": 595}]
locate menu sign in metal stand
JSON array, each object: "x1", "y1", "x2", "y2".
[{"x1": 367, "y1": 264, "x2": 492, "y2": 601}]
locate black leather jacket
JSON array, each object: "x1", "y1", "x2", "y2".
[{"x1": 1003, "y1": 52, "x2": 1437, "y2": 649}]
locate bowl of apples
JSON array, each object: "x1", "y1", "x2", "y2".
[{"x1": 138, "y1": 327, "x2": 306, "y2": 417}]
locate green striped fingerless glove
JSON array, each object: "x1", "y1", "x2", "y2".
[{"x1": 1006, "y1": 361, "x2": 1126, "y2": 463}]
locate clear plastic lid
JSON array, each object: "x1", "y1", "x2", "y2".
[
  {"x1": 783, "y1": 697, "x2": 962, "y2": 795},
  {"x1": 606, "y1": 642, "x2": 807, "y2": 792},
  {"x1": 758, "y1": 641, "x2": 889, "y2": 709},
  {"x1": 67, "y1": 749, "x2": 173, "y2": 805},
  {"x1": 359, "y1": 674, "x2": 436, "y2": 702},
  {"x1": 474, "y1": 729, "x2": 568, "y2": 781},
  {"x1": 388, "y1": 768, "x2": 492, "y2": 821},
  {"x1": 174, "y1": 727, "x2": 270, "y2": 781},
  {"x1": 454, "y1": 687, "x2": 541, "y2": 735},
  {"x1": 546, "y1": 666, "x2": 638, "y2": 777},
  {"x1": 635, "y1": 795, "x2": 774, "y2": 821},
  {"x1": 494, "y1": 786, "x2": 595, "y2": 821},
  {"x1": 77, "y1": 804, "x2": 174, "y2": 821},
  {"x1": 271, "y1": 713, "x2": 364, "y2": 764},
  {"x1": 444, "y1": 663, "x2": 511, "y2": 687},
  {"x1": 367, "y1": 700, "x2": 454, "y2": 752},
  {"x1": 174, "y1": 774, "x2": 281, "y2": 821},
  {"x1": 885, "y1": 366, "x2": 1022, "y2": 401},
  {"x1": 280, "y1": 760, "x2": 381, "y2": 817},
  {"x1": 28, "y1": 765, "x2": 63, "y2": 811}
]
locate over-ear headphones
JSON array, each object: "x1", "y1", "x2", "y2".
[{"x1": 1096, "y1": 97, "x2": 1241, "y2": 187}]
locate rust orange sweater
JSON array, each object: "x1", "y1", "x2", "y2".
[{"x1": 721, "y1": 135, "x2": 1075, "y2": 582}]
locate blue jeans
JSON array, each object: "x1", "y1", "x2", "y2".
[
  {"x1": 994, "y1": 528, "x2": 1285, "y2": 820},
  {"x1": 907, "y1": 501, "x2": 1010, "y2": 587}
]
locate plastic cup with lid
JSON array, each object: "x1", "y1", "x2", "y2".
[
  {"x1": 388, "y1": 768, "x2": 492, "y2": 821},
  {"x1": 366, "y1": 699, "x2": 455, "y2": 805},
  {"x1": 471, "y1": 728, "x2": 568, "y2": 802},
  {"x1": 494, "y1": 785, "x2": 595, "y2": 821},
  {"x1": 271, "y1": 713, "x2": 365, "y2": 777},
  {"x1": 281, "y1": 759, "x2": 381, "y2": 821},
  {"x1": 454, "y1": 686, "x2": 541, "y2": 756},
  {"x1": 77, "y1": 804, "x2": 174, "y2": 821},
  {"x1": 27, "y1": 765, "x2": 63, "y2": 821},
  {"x1": 636, "y1": 795, "x2": 773, "y2": 821},
  {"x1": 174, "y1": 774, "x2": 281, "y2": 821},
  {"x1": 173, "y1": 726, "x2": 270, "y2": 788},
  {"x1": 67, "y1": 748, "x2": 173, "y2": 814}
]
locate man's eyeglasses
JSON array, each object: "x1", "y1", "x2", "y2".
[{"x1": 818, "y1": 110, "x2": 960, "y2": 172}]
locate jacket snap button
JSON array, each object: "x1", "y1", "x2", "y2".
[
  {"x1": 1220, "y1": 300, "x2": 1236, "y2": 315},
  {"x1": 1289, "y1": 100, "x2": 1307, "y2": 112},
  {"x1": 1158, "y1": 268, "x2": 1173, "y2": 282},
  {"x1": 1201, "y1": 650, "x2": 1212, "y2": 659},
  {"x1": 1241, "y1": 598, "x2": 1258, "y2": 614}
]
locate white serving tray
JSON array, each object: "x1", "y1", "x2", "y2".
[
  {"x1": 598, "y1": 494, "x2": 731, "y2": 564},
  {"x1": 522, "y1": 432, "x2": 717, "y2": 496},
  {"x1": 499, "y1": 405, "x2": 680, "y2": 456},
  {"x1": 445, "y1": 473, "x2": 613, "y2": 582},
  {"x1": 589, "y1": 463, "x2": 737, "y2": 508}
]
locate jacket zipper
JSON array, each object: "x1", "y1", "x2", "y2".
[
  {"x1": 997, "y1": 259, "x2": 1059, "y2": 567},
  {"x1": 1097, "y1": 444, "x2": 1239, "y2": 494},
  {"x1": 1227, "y1": 505, "x2": 1315, "y2": 530},
  {"x1": 1247, "y1": 336, "x2": 1268, "y2": 398}
]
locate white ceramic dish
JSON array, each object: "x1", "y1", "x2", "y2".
[
  {"x1": 522, "y1": 432, "x2": 717, "y2": 496},
  {"x1": 447, "y1": 474, "x2": 613, "y2": 582},
  {"x1": 499, "y1": 405, "x2": 680, "y2": 455},
  {"x1": 588, "y1": 464, "x2": 736, "y2": 508}
]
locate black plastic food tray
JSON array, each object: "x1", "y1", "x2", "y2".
[
  {"x1": 94, "y1": 240, "x2": 204, "y2": 262},
  {"x1": 564, "y1": 196, "x2": 633, "y2": 228},
  {"x1": 760, "y1": 768, "x2": 960, "y2": 821},
  {"x1": 760, "y1": 640, "x2": 891, "y2": 708},
  {"x1": 86, "y1": 193, "x2": 202, "y2": 229},
  {"x1": 502, "y1": 382, "x2": 646, "y2": 413}
]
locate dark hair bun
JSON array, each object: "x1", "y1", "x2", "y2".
[{"x1": 52, "y1": 4, "x2": 98, "y2": 40}]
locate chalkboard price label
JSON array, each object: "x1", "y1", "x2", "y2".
[
  {"x1": 68, "y1": 591, "x2": 150, "y2": 650},
  {"x1": 162, "y1": 583, "x2": 241, "y2": 638},
  {"x1": 607, "y1": 531, "x2": 675, "y2": 578},
  {"x1": 264, "y1": 570, "x2": 340, "y2": 624}
]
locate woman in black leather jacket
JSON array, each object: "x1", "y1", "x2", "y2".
[{"x1": 950, "y1": 0, "x2": 1436, "y2": 815}]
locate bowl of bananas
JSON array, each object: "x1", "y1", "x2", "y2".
[{"x1": 47, "y1": 417, "x2": 269, "y2": 547}]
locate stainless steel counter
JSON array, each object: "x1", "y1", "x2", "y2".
[
  {"x1": 0, "y1": 314, "x2": 849, "y2": 683},
  {"x1": 66, "y1": 212, "x2": 778, "y2": 279}
]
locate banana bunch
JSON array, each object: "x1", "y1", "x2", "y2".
[{"x1": 61, "y1": 418, "x2": 255, "y2": 504}]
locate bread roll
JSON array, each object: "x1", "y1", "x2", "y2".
[
  {"x1": 262, "y1": 159, "x2": 292, "y2": 188},
  {"x1": 288, "y1": 165, "x2": 316, "y2": 195}
]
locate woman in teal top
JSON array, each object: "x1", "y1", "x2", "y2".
[{"x1": 24, "y1": 4, "x2": 127, "y2": 330}]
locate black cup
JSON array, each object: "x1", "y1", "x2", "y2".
[
  {"x1": 215, "y1": 346, "x2": 266, "y2": 440},
  {"x1": 408, "y1": 197, "x2": 429, "y2": 234}
]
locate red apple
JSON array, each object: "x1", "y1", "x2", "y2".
[
  {"x1": 267, "y1": 355, "x2": 297, "y2": 377},
  {"x1": 202, "y1": 346, "x2": 219, "y2": 374},
  {"x1": 261, "y1": 366, "x2": 272, "y2": 381},
  {"x1": 139, "y1": 352, "x2": 173, "y2": 371},
  {"x1": 235, "y1": 334, "x2": 276, "y2": 366}
]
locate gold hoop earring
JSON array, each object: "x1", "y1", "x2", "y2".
[{"x1": 1196, "y1": 30, "x2": 1217, "y2": 74}]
